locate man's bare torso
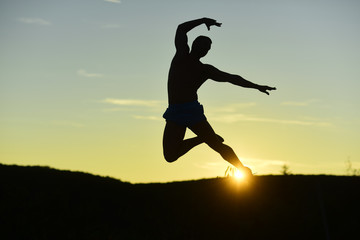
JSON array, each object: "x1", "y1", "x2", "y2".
[{"x1": 167, "y1": 53, "x2": 210, "y2": 104}]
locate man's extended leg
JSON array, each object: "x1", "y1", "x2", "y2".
[
  {"x1": 189, "y1": 120, "x2": 246, "y2": 170},
  {"x1": 163, "y1": 121, "x2": 204, "y2": 163}
]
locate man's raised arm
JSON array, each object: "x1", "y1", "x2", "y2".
[{"x1": 175, "y1": 18, "x2": 221, "y2": 53}]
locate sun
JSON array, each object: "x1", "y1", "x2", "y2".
[{"x1": 234, "y1": 169, "x2": 245, "y2": 180}]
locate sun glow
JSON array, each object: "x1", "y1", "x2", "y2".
[
  {"x1": 225, "y1": 166, "x2": 248, "y2": 182},
  {"x1": 234, "y1": 169, "x2": 245, "y2": 180}
]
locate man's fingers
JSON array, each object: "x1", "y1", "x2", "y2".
[
  {"x1": 259, "y1": 86, "x2": 276, "y2": 95},
  {"x1": 266, "y1": 86, "x2": 276, "y2": 91},
  {"x1": 205, "y1": 20, "x2": 222, "y2": 30}
]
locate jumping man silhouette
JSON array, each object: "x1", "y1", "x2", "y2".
[{"x1": 162, "y1": 18, "x2": 276, "y2": 176}]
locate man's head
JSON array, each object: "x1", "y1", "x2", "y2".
[{"x1": 191, "y1": 36, "x2": 212, "y2": 58}]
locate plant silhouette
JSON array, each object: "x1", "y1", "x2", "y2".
[
  {"x1": 345, "y1": 159, "x2": 360, "y2": 176},
  {"x1": 162, "y1": 18, "x2": 276, "y2": 176},
  {"x1": 281, "y1": 164, "x2": 292, "y2": 175}
]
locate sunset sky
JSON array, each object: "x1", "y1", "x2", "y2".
[{"x1": 1, "y1": 0, "x2": 359, "y2": 182}]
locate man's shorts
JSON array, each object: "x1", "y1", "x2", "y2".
[{"x1": 163, "y1": 101, "x2": 207, "y2": 127}]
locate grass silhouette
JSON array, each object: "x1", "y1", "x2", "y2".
[
  {"x1": 345, "y1": 159, "x2": 360, "y2": 176},
  {"x1": 1, "y1": 163, "x2": 359, "y2": 240}
]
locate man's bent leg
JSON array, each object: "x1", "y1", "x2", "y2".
[
  {"x1": 163, "y1": 121, "x2": 204, "y2": 162},
  {"x1": 189, "y1": 120, "x2": 245, "y2": 170}
]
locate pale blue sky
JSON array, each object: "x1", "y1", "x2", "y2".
[{"x1": 1, "y1": 0, "x2": 359, "y2": 182}]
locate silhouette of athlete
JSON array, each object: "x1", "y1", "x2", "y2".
[{"x1": 163, "y1": 18, "x2": 276, "y2": 176}]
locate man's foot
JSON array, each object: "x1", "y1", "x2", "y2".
[{"x1": 242, "y1": 166, "x2": 253, "y2": 177}]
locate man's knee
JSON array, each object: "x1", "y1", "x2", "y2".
[{"x1": 163, "y1": 152, "x2": 178, "y2": 163}]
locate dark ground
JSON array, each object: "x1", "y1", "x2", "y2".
[{"x1": 0, "y1": 164, "x2": 359, "y2": 240}]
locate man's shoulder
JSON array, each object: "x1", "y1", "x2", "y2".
[{"x1": 201, "y1": 64, "x2": 227, "y2": 81}]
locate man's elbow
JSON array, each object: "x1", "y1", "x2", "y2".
[
  {"x1": 221, "y1": 74, "x2": 239, "y2": 84},
  {"x1": 227, "y1": 75, "x2": 245, "y2": 86},
  {"x1": 176, "y1": 24, "x2": 187, "y2": 34}
]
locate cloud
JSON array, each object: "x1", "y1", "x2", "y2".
[
  {"x1": 77, "y1": 69, "x2": 103, "y2": 78},
  {"x1": 210, "y1": 113, "x2": 332, "y2": 127},
  {"x1": 245, "y1": 158, "x2": 286, "y2": 168},
  {"x1": 102, "y1": 98, "x2": 162, "y2": 107},
  {"x1": 104, "y1": 0, "x2": 121, "y2": 3},
  {"x1": 241, "y1": 158, "x2": 289, "y2": 175},
  {"x1": 281, "y1": 99, "x2": 319, "y2": 107},
  {"x1": 18, "y1": 18, "x2": 52, "y2": 26},
  {"x1": 210, "y1": 102, "x2": 256, "y2": 113},
  {"x1": 133, "y1": 115, "x2": 162, "y2": 121},
  {"x1": 194, "y1": 161, "x2": 226, "y2": 170}
]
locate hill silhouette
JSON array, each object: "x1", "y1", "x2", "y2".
[{"x1": 1, "y1": 164, "x2": 359, "y2": 240}]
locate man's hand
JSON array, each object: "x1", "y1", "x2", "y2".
[
  {"x1": 257, "y1": 85, "x2": 276, "y2": 95},
  {"x1": 203, "y1": 17, "x2": 222, "y2": 30}
]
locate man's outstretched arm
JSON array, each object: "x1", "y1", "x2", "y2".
[
  {"x1": 175, "y1": 18, "x2": 221, "y2": 53},
  {"x1": 206, "y1": 65, "x2": 276, "y2": 95}
]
